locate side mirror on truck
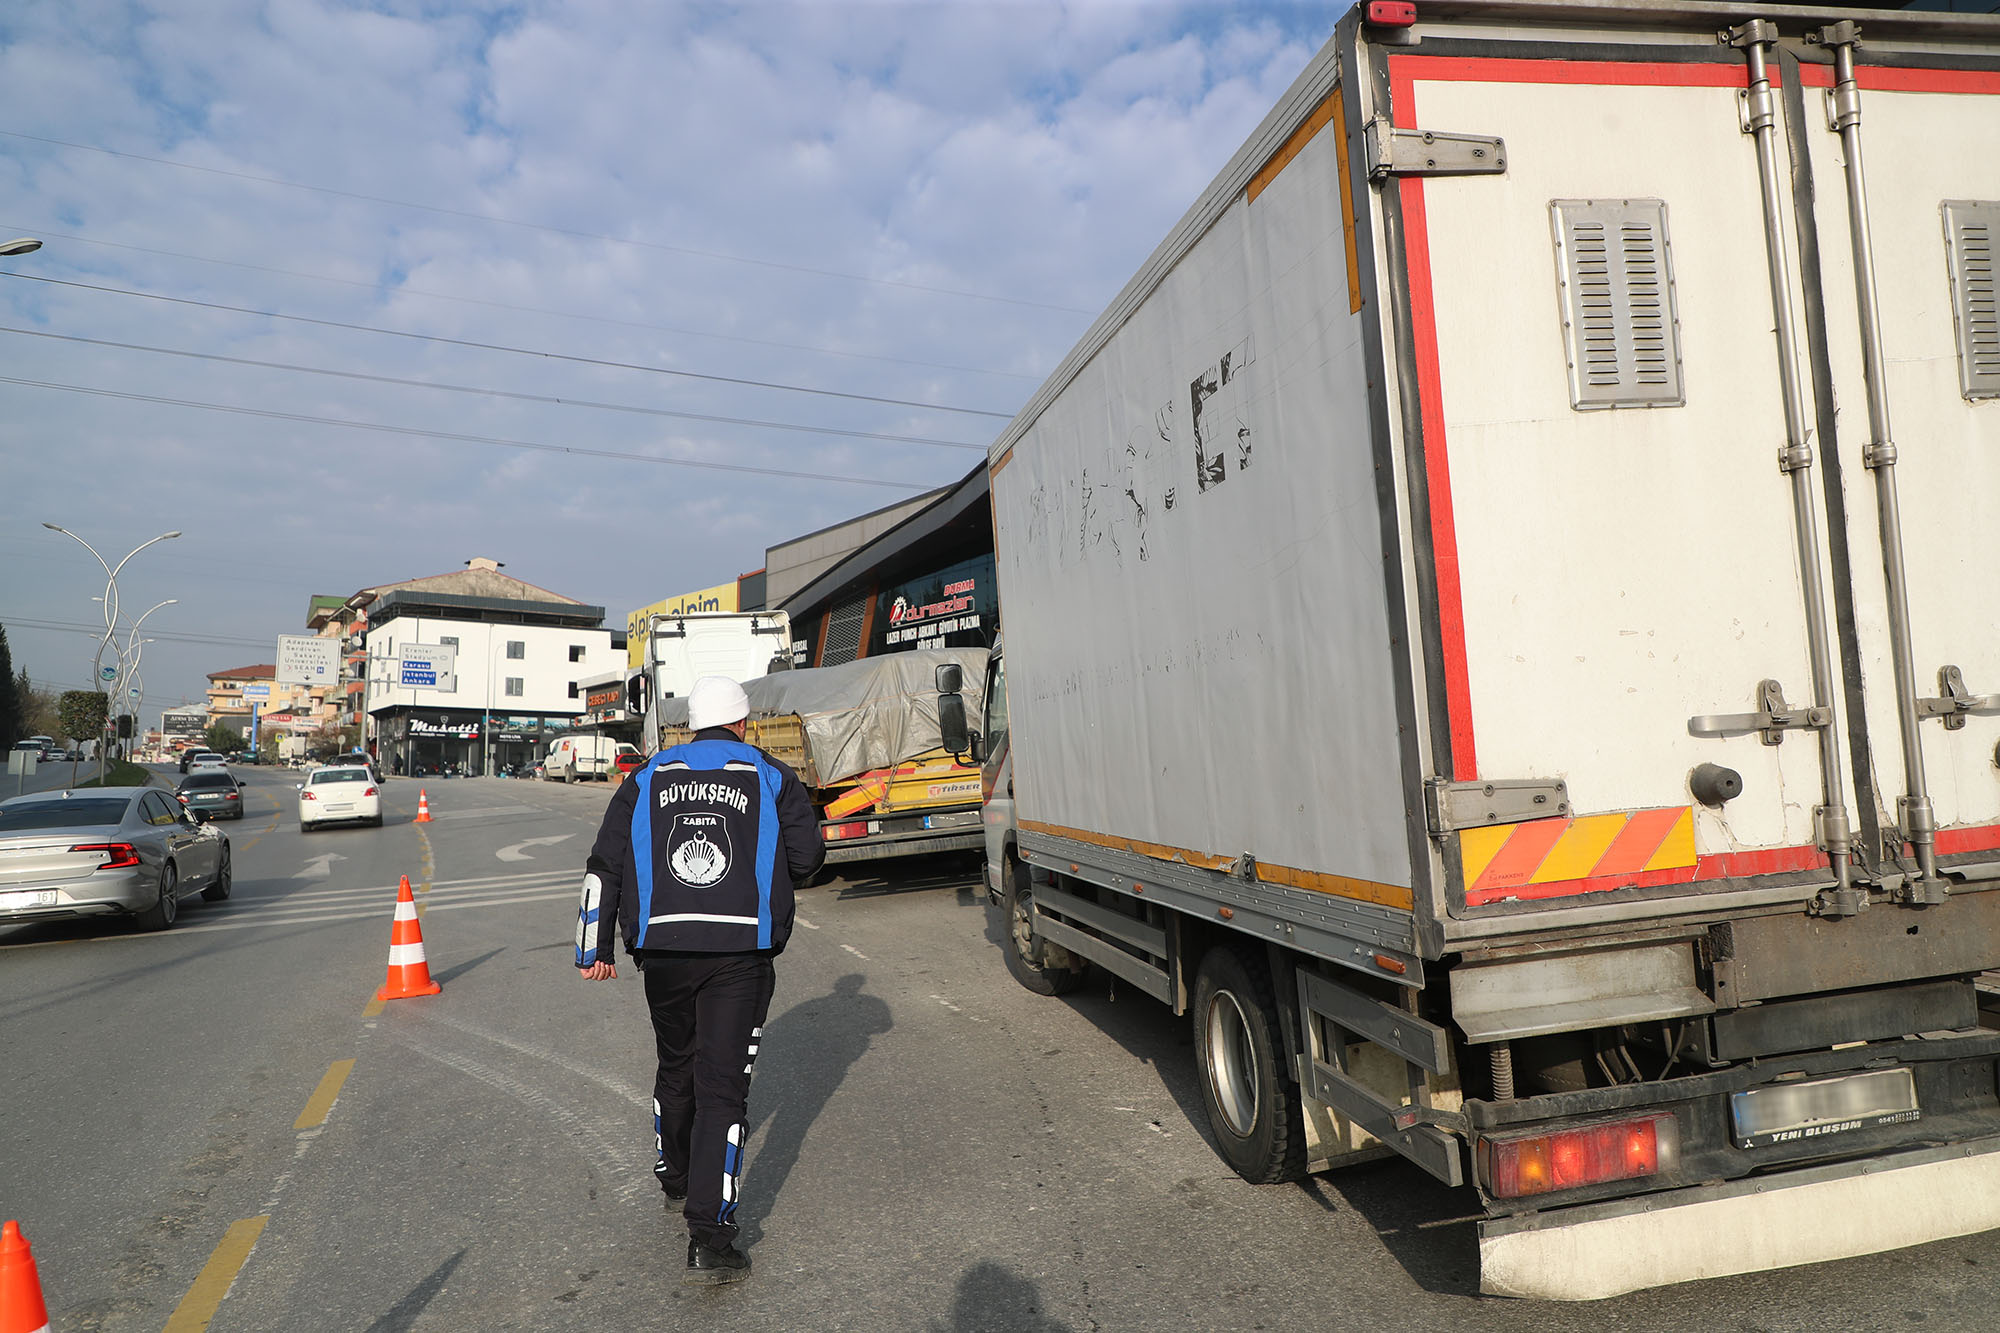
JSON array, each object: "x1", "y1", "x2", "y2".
[
  {"x1": 625, "y1": 672, "x2": 652, "y2": 716},
  {"x1": 936, "y1": 663, "x2": 979, "y2": 763}
]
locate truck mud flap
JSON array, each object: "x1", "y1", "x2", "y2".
[{"x1": 1479, "y1": 1136, "x2": 2000, "y2": 1300}]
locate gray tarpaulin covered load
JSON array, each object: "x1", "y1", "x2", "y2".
[{"x1": 659, "y1": 648, "x2": 987, "y2": 786}]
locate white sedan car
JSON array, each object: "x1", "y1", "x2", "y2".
[{"x1": 297, "y1": 766, "x2": 383, "y2": 831}]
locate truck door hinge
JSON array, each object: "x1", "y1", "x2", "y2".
[
  {"x1": 1688, "y1": 678, "x2": 1832, "y2": 747},
  {"x1": 1364, "y1": 119, "x2": 1506, "y2": 182},
  {"x1": 1425, "y1": 778, "x2": 1570, "y2": 835},
  {"x1": 1917, "y1": 665, "x2": 2000, "y2": 732}
]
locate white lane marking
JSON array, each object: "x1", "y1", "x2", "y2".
[
  {"x1": 419, "y1": 1010, "x2": 648, "y2": 1103},
  {"x1": 232, "y1": 872, "x2": 569, "y2": 909},
  {"x1": 841, "y1": 944, "x2": 868, "y2": 960},
  {"x1": 795, "y1": 917, "x2": 819, "y2": 930},
  {"x1": 423, "y1": 804, "x2": 543, "y2": 821},
  {"x1": 930, "y1": 994, "x2": 962, "y2": 1013},
  {"x1": 161, "y1": 888, "x2": 577, "y2": 935},
  {"x1": 292, "y1": 853, "x2": 348, "y2": 879},
  {"x1": 395, "y1": 1032, "x2": 650, "y2": 1202},
  {"x1": 496, "y1": 833, "x2": 575, "y2": 863}
]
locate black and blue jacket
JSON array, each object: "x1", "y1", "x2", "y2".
[{"x1": 575, "y1": 727, "x2": 824, "y2": 966}]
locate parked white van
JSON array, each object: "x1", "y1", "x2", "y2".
[{"x1": 544, "y1": 734, "x2": 627, "y2": 783}]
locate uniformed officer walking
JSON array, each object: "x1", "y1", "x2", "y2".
[{"x1": 574, "y1": 675, "x2": 825, "y2": 1284}]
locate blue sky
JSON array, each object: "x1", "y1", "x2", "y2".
[{"x1": 0, "y1": 0, "x2": 1333, "y2": 720}]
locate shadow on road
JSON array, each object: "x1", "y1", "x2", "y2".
[
  {"x1": 1324, "y1": 1156, "x2": 1483, "y2": 1296},
  {"x1": 429, "y1": 946, "x2": 506, "y2": 986},
  {"x1": 926, "y1": 1260, "x2": 1080, "y2": 1332},
  {"x1": 362, "y1": 1247, "x2": 467, "y2": 1332},
  {"x1": 831, "y1": 851, "x2": 985, "y2": 901},
  {"x1": 738, "y1": 973, "x2": 891, "y2": 1246}
]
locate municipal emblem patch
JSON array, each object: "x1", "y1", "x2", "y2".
[{"x1": 667, "y1": 812, "x2": 732, "y2": 888}]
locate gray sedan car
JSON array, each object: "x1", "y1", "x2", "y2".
[{"x1": 0, "y1": 787, "x2": 230, "y2": 931}]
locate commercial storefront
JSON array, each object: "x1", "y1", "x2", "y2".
[
  {"x1": 781, "y1": 462, "x2": 995, "y2": 668},
  {"x1": 378, "y1": 709, "x2": 574, "y2": 777}
]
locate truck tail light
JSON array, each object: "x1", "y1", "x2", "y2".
[
  {"x1": 1366, "y1": 1, "x2": 1418, "y2": 26},
  {"x1": 1479, "y1": 1114, "x2": 1676, "y2": 1199},
  {"x1": 823, "y1": 821, "x2": 869, "y2": 842},
  {"x1": 71, "y1": 842, "x2": 140, "y2": 870}
]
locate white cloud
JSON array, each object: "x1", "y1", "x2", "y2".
[{"x1": 0, "y1": 0, "x2": 1330, "y2": 710}]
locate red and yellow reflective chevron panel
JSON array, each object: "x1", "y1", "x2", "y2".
[{"x1": 1459, "y1": 806, "x2": 1697, "y2": 905}]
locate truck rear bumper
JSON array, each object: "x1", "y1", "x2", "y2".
[
  {"x1": 824, "y1": 831, "x2": 984, "y2": 864},
  {"x1": 1479, "y1": 1136, "x2": 2000, "y2": 1300}
]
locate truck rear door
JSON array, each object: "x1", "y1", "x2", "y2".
[
  {"x1": 1376, "y1": 32, "x2": 1864, "y2": 915},
  {"x1": 1795, "y1": 37, "x2": 2000, "y2": 886}
]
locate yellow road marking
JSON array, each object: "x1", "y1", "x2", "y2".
[
  {"x1": 362, "y1": 996, "x2": 385, "y2": 1018},
  {"x1": 162, "y1": 1215, "x2": 269, "y2": 1333},
  {"x1": 294, "y1": 1058, "x2": 356, "y2": 1130},
  {"x1": 234, "y1": 814, "x2": 283, "y2": 857}
]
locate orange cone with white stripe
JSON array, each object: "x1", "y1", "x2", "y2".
[
  {"x1": 0, "y1": 1220, "x2": 50, "y2": 1333},
  {"x1": 375, "y1": 875, "x2": 441, "y2": 1000},
  {"x1": 414, "y1": 789, "x2": 433, "y2": 823}
]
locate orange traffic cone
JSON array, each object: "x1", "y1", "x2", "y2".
[
  {"x1": 0, "y1": 1220, "x2": 50, "y2": 1333},
  {"x1": 414, "y1": 789, "x2": 433, "y2": 823},
  {"x1": 375, "y1": 876, "x2": 442, "y2": 1000}
]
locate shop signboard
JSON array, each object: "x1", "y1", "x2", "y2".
[
  {"x1": 870, "y1": 553, "x2": 999, "y2": 655},
  {"x1": 408, "y1": 715, "x2": 480, "y2": 741},
  {"x1": 625, "y1": 581, "x2": 741, "y2": 667},
  {"x1": 276, "y1": 634, "x2": 341, "y2": 685}
]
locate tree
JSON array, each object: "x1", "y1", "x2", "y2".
[
  {"x1": 0, "y1": 624, "x2": 16, "y2": 750},
  {"x1": 16, "y1": 670, "x2": 58, "y2": 740},
  {"x1": 204, "y1": 722, "x2": 246, "y2": 754},
  {"x1": 58, "y1": 691, "x2": 108, "y2": 748}
]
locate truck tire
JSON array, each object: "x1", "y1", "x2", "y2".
[
  {"x1": 1000, "y1": 858, "x2": 1082, "y2": 997},
  {"x1": 1191, "y1": 944, "x2": 1305, "y2": 1184}
]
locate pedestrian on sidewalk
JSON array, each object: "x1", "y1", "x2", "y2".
[{"x1": 573, "y1": 674, "x2": 825, "y2": 1284}]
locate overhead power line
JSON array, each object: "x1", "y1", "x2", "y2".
[
  {"x1": 0, "y1": 325, "x2": 986, "y2": 453},
  {"x1": 0, "y1": 222, "x2": 1043, "y2": 382},
  {"x1": 1, "y1": 272, "x2": 1016, "y2": 420},
  {"x1": 0, "y1": 374, "x2": 940, "y2": 491},
  {"x1": 2, "y1": 614, "x2": 274, "y2": 650},
  {"x1": 0, "y1": 128, "x2": 1096, "y2": 315}
]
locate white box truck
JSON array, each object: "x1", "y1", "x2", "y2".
[
  {"x1": 952, "y1": 0, "x2": 2000, "y2": 1299},
  {"x1": 625, "y1": 610, "x2": 793, "y2": 752}
]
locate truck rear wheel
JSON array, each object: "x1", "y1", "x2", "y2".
[
  {"x1": 1001, "y1": 858, "x2": 1081, "y2": 996},
  {"x1": 1192, "y1": 945, "x2": 1305, "y2": 1184}
]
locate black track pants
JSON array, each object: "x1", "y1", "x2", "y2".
[{"x1": 643, "y1": 952, "x2": 775, "y2": 1249}]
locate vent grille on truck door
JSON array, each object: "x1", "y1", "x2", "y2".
[
  {"x1": 1943, "y1": 201, "x2": 2000, "y2": 400},
  {"x1": 1550, "y1": 199, "x2": 1685, "y2": 411}
]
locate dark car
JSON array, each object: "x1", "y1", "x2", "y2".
[
  {"x1": 324, "y1": 752, "x2": 384, "y2": 783},
  {"x1": 175, "y1": 771, "x2": 246, "y2": 821}
]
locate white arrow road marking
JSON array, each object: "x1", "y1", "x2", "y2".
[
  {"x1": 294, "y1": 853, "x2": 348, "y2": 879},
  {"x1": 496, "y1": 833, "x2": 575, "y2": 863}
]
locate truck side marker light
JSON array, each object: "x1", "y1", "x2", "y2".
[
  {"x1": 1373, "y1": 953, "x2": 1407, "y2": 975},
  {"x1": 1218, "y1": 907, "x2": 1235, "y2": 920},
  {"x1": 1132, "y1": 883, "x2": 1144, "y2": 894},
  {"x1": 1480, "y1": 1114, "x2": 1677, "y2": 1200},
  {"x1": 1367, "y1": 0, "x2": 1418, "y2": 26}
]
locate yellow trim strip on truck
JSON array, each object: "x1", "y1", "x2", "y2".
[{"x1": 1022, "y1": 820, "x2": 1414, "y2": 912}]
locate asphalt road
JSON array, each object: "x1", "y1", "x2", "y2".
[{"x1": 4, "y1": 765, "x2": 1999, "y2": 1331}]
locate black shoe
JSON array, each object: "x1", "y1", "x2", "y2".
[
  {"x1": 684, "y1": 1239, "x2": 750, "y2": 1285},
  {"x1": 662, "y1": 1185, "x2": 686, "y2": 1207}
]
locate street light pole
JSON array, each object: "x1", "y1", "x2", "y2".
[{"x1": 42, "y1": 525, "x2": 181, "y2": 783}]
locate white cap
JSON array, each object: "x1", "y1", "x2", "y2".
[{"x1": 687, "y1": 675, "x2": 750, "y2": 731}]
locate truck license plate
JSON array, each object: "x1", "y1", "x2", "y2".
[{"x1": 1730, "y1": 1068, "x2": 1919, "y2": 1148}]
